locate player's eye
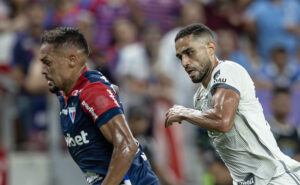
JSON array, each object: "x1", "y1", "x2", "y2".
[
  {"x1": 44, "y1": 60, "x2": 51, "y2": 66},
  {"x1": 176, "y1": 54, "x2": 182, "y2": 60},
  {"x1": 187, "y1": 50, "x2": 193, "y2": 56}
]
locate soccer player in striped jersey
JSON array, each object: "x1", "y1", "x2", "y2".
[{"x1": 39, "y1": 27, "x2": 159, "y2": 185}]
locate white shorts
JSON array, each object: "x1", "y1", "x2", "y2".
[{"x1": 268, "y1": 171, "x2": 300, "y2": 185}]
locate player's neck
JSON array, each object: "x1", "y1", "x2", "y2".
[
  {"x1": 63, "y1": 65, "x2": 87, "y2": 95},
  {"x1": 202, "y1": 58, "x2": 218, "y2": 88}
]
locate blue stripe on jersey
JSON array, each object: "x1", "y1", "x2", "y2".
[{"x1": 95, "y1": 107, "x2": 123, "y2": 127}]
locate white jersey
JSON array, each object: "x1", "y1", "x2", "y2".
[{"x1": 193, "y1": 60, "x2": 300, "y2": 185}]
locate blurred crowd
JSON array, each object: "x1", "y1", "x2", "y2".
[{"x1": 0, "y1": 0, "x2": 300, "y2": 185}]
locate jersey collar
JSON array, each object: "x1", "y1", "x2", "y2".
[{"x1": 67, "y1": 67, "x2": 89, "y2": 97}]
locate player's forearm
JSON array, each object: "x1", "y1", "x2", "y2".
[
  {"x1": 181, "y1": 108, "x2": 230, "y2": 132},
  {"x1": 101, "y1": 142, "x2": 138, "y2": 185}
]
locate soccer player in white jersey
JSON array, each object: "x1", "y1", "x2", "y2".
[{"x1": 164, "y1": 23, "x2": 300, "y2": 185}]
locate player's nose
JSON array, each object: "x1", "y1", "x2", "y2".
[
  {"x1": 181, "y1": 55, "x2": 190, "y2": 68},
  {"x1": 41, "y1": 64, "x2": 48, "y2": 77}
]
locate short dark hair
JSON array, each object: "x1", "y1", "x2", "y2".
[
  {"x1": 175, "y1": 23, "x2": 214, "y2": 42},
  {"x1": 41, "y1": 27, "x2": 89, "y2": 56}
]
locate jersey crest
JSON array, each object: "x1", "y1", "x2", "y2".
[{"x1": 68, "y1": 107, "x2": 76, "y2": 124}]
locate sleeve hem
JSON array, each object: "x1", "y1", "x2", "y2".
[
  {"x1": 95, "y1": 107, "x2": 124, "y2": 127},
  {"x1": 210, "y1": 83, "x2": 240, "y2": 96}
]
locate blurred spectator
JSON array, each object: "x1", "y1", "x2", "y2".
[
  {"x1": 127, "y1": 106, "x2": 181, "y2": 185},
  {"x1": 83, "y1": 0, "x2": 143, "y2": 50},
  {"x1": 216, "y1": 29, "x2": 251, "y2": 71},
  {"x1": 44, "y1": 0, "x2": 80, "y2": 28},
  {"x1": 75, "y1": 10, "x2": 98, "y2": 69},
  {"x1": 196, "y1": 129, "x2": 232, "y2": 185},
  {"x1": 268, "y1": 87, "x2": 300, "y2": 162},
  {"x1": 10, "y1": 2, "x2": 45, "y2": 89},
  {"x1": 259, "y1": 45, "x2": 300, "y2": 89},
  {"x1": 107, "y1": 18, "x2": 138, "y2": 83},
  {"x1": 0, "y1": 1, "x2": 16, "y2": 69},
  {"x1": 244, "y1": 0, "x2": 300, "y2": 59},
  {"x1": 116, "y1": 22, "x2": 172, "y2": 110},
  {"x1": 6, "y1": 0, "x2": 29, "y2": 32},
  {"x1": 291, "y1": 46, "x2": 300, "y2": 89},
  {"x1": 116, "y1": 22, "x2": 185, "y2": 184},
  {"x1": 73, "y1": 9, "x2": 115, "y2": 81},
  {"x1": 137, "y1": 0, "x2": 185, "y2": 33},
  {"x1": 239, "y1": 38, "x2": 265, "y2": 86},
  {"x1": 9, "y1": 2, "x2": 48, "y2": 150},
  {"x1": 204, "y1": 0, "x2": 252, "y2": 33},
  {"x1": 158, "y1": 0, "x2": 204, "y2": 107},
  {"x1": 157, "y1": 2, "x2": 206, "y2": 184}
]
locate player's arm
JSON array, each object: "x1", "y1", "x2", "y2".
[
  {"x1": 165, "y1": 87, "x2": 239, "y2": 132},
  {"x1": 100, "y1": 114, "x2": 138, "y2": 185},
  {"x1": 80, "y1": 82, "x2": 136, "y2": 185}
]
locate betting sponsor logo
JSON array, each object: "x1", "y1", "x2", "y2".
[
  {"x1": 65, "y1": 131, "x2": 90, "y2": 147},
  {"x1": 85, "y1": 172, "x2": 103, "y2": 185},
  {"x1": 213, "y1": 70, "x2": 227, "y2": 83},
  {"x1": 238, "y1": 174, "x2": 255, "y2": 185},
  {"x1": 60, "y1": 109, "x2": 68, "y2": 115},
  {"x1": 82, "y1": 101, "x2": 98, "y2": 120}
]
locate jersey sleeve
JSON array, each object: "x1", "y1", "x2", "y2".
[
  {"x1": 79, "y1": 82, "x2": 123, "y2": 127},
  {"x1": 210, "y1": 62, "x2": 241, "y2": 96}
]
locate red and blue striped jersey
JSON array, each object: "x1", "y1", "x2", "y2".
[{"x1": 56, "y1": 68, "x2": 158, "y2": 185}]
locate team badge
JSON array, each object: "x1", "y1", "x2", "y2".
[{"x1": 68, "y1": 107, "x2": 76, "y2": 124}]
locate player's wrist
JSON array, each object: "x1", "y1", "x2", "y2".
[{"x1": 179, "y1": 107, "x2": 189, "y2": 120}]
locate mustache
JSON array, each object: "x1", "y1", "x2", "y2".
[
  {"x1": 43, "y1": 75, "x2": 53, "y2": 81},
  {"x1": 185, "y1": 66, "x2": 197, "y2": 72}
]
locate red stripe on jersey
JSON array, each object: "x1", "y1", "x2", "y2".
[{"x1": 79, "y1": 82, "x2": 120, "y2": 122}]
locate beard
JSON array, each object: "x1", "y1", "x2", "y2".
[
  {"x1": 47, "y1": 79, "x2": 60, "y2": 93},
  {"x1": 191, "y1": 67, "x2": 209, "y2": 83},
  {"x1": 49, "y1": 86, "x2": 60, "y2": 93},
  {"x1": 189, "y1": 60, "x2": 212, "y2": 83}
]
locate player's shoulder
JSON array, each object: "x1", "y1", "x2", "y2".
[
  {"x1": 83, "y1": 70, "x2": 110, "y2": 84},
  {"x1": 215, "y1": 60, "x2": 246, "y2": 74},
  {"x1": 80, "y1": 70, "x2": 112, "y2": 97}
]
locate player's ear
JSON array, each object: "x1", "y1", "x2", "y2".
[
  {"x1": 68, "y1": 54, "x2": 77, "y2": 67},
  {"x1": 206, "y1": 42, "x2": 216, "y2": 58}
]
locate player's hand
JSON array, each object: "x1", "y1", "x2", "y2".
[{"x1": 164, "y1": 105, "x2": 186, "y2": 128}]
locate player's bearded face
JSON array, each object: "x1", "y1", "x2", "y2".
[
  {"x1": 175, "y1": 36, "x2": 213, "y2": 83},
  {"x1": 189, "y1": 57, "x2": 211, "y2": 83}
]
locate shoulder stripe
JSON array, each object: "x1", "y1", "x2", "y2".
[{"x1": 210, "y1": 83, "x2": 240, "y2": 96}]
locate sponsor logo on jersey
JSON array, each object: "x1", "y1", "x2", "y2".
[
  {"x1": 60, "y1": 109, "x2": 68, "y2": 115},
  {"x1": 213, "y1": 70, "x2": 227, "y2": 83},
  {"x1": 238, "y1": 173, "x2": 255, "y2": 185},
  {"x1": 85, "y1": 172, "x2": 103, "y2": 185},
  {"x1": 68, "y1": 107, "x2": 76, "y2": 124},
  {"x1": 82, "y1": 101, "x2": 98, "y2": 120},
  {"x1": 65, "y1": 131, "x2": 90, "y2": 147}
]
